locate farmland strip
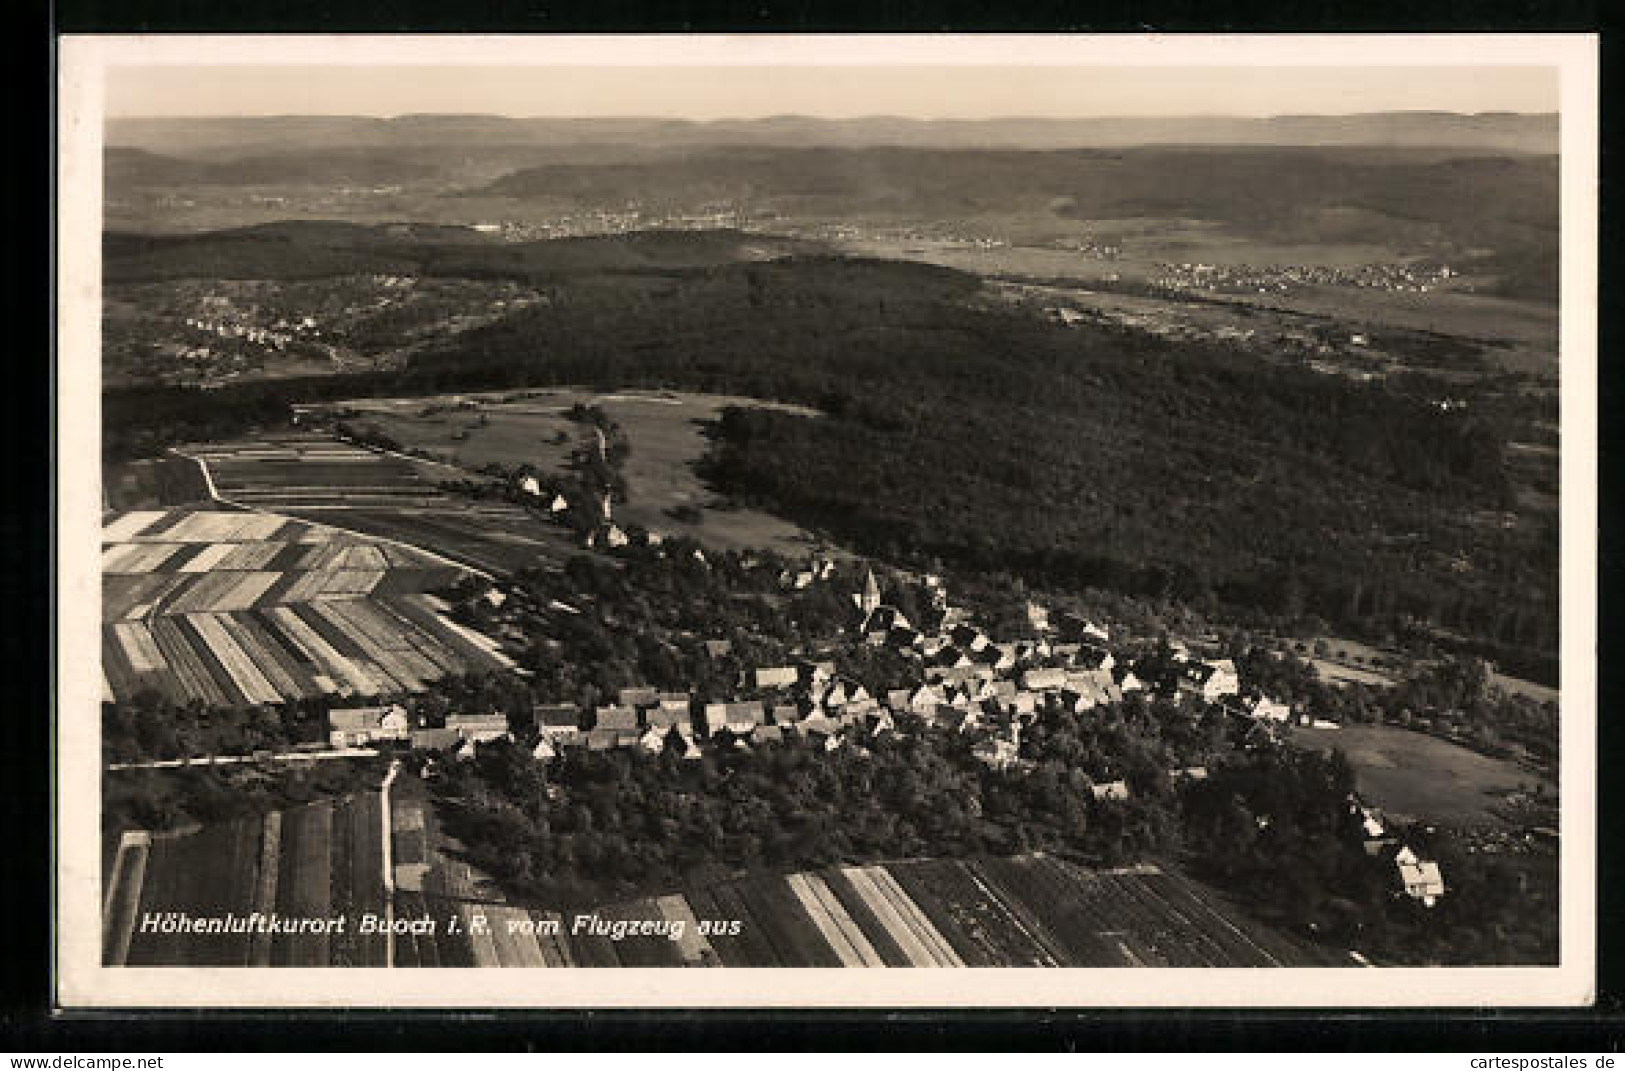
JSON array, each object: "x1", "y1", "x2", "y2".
[
  {"x1": 247, "y1": 812, "x2": 281, "y2": 966},
  {"x1": 786, "y1": 872, "x2": 886, "y2": 967},
  {"x1": 101, "y1": 830, "x2": 150, "y2": 966},
  {"x1": 187, "y1": 613, "x2": 283, "y2": 705}
]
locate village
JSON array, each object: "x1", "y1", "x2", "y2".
[{"x1": 323, "y1": 549, "x2": 1448, "y2": 910}]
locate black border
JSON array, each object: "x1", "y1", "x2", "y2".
[{"x1": 18, "y1": 0, "x2": 1620, "y2": 1051}]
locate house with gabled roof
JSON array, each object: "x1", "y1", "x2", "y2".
[
  {"x1": 1397, "y1": 854, "x2": 1446, "y2": 906},
  {"x1": 328, "y1": 704, "x2": 410, "y2": 747},
  {"x1": 639, "y1": 726, "x2": 669, "y2": 754},
  {"x1": 1179, "y1": 658, "x2": 1241, "y2": 703},
  {"x1": 534, "y1": 703, "x2": 583, "y2": 743},
  {"x1": 646, "y1": 698, "x2": 692, "y2": 729},
  {"x1": 908, "y1": 683, "x2": 946, "y2": 714},
  {"x1": 1248, "y1": 695, "x2": 1293, "y2": 722},
  {"x1": 1091, "y1": 780, "x2": 1131, "y2": 801},
  {"x1": 771, "y1": 704, "x2": 804, "y2": 727},
  {"x1": 531, "y1": 735, "x2": 556, "y2": 761},
  {"x1": 885, "y1": 688, "x2": 912, "y2": 712},
  {"x1": 593, "y1": 705, "x2": 640, "y2": 733},
  {"x1": 724, "y1": 701, "x2": 768, "y2": 735}
]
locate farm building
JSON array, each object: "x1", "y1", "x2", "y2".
[
  {"x1": 328, "y1": 704, "x2": 410, "y2": 747},
  {"x1": 703, "y1": 639, "x2": 732, "y2": 658},
  {"x1": 1092, "y1": 780, "x2": 1132, "y2": 801},
  {"x1": 445, "y1": 713, "x2": 509, "y2": 742}
]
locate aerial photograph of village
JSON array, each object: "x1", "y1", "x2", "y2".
[{"x1": 93, "y1": 56, "x2": 1565, "y2": 974}]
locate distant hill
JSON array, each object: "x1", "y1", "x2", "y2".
[
  {"x1": 476, "y1": 145, "x2": 1557, "y2": 289},
  {"x1": 107, "y1": 111, "x2": 1559, "y2": 158},
  {"x1": 101, "y1": 222, "x2": 823, "y2": 282},
  {"x1": 104, "y1": 146, "x2": 446, "y2": 187}
]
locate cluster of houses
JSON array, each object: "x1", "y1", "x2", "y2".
[
  {"x1": 1352, "y1": 798, "x2": 1447, "y2": 906},
  {"x1": 329, "y1": 567, "x2": 1315, "y2": 813},
  {"x1": 327, "y1": 703, "x2": 510, "y2": 761}
]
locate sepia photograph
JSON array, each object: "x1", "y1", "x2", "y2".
[{"x1": 54, "y1": 34, "x2": 1597, "y2": 1008}]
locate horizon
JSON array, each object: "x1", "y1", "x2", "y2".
[
  {"x1": 104, "y1": 64, "x2": 1559, "y2": 121},
  {"x1": 109, "y1": 108, "x2": 1559, "y2": 123}
]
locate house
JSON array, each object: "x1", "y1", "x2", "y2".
[
  {"x1": 1173, "y1": 766, "x2": 1208, "y2": 781},
  {"x1": 618, "y1": 686, "x2": 659, "y2": 709},
  {"x1": 885, "y1": 688, "x2": 912, "y2": 712},
  {"x1": 754, "y1": 666, "x2": 799, "y2": 690},
  {"x1": 531, "y1": 735, "x2": 556, "y2": 761},
  {"x1": 817, "y1": 681, "x2": 849, "y2": 710},
  {"x1": 1091, "y1": 780, "x2": 1131, "y2": 801},
  {"x1": 1025, "y1": 600, "x2": 1051, "y2": 634},
  {"x1": 534, "y1": 703, "x2": 583, "y2": 743},
  {"x1": 701, "y1": 702, "x2": 729, "y2": 736},
  {"x1": 703, "y1": 639, "x2": 733, "y2": 658},
  {"x1": 1022, "y1": 667, "x2": 1068, "y2": 692},
  {"x1": 328, "y1": 704, "x2": 410, "y2": 747},
  {"x1": 771, "y1": 704, "x2": 803, "y2": 727},
  {"x1": 1248, "y1": 696, "x2": 1293, "y2": 722},
  {"x1": 1178, "y1": 659, "x2": 1241, "y2": 703},
  {"x1": 548, "y1": 493, "x2": 569, "y2": 513},
  {"x1": 1011, "y1": 692, "x2": 1038, "y2": 717},
  {"x1": 724, "y1": 701, "x2": 768, "y2": 735},
  {"x1": 1115, "y1": 666, "x2": 1145, "y2": 693},
  {"x1": 446, "y1": 713, "x2": 510, "y2": 742},
  {"x1": 1397, "y1": 857, "x2": 1446, "y2": 906},
  {"x1": 638, "y1": 726, "x2": 669, "y2": 754},
  {"x1": 949, "y1": 623, "x2": 991, "y2": 652},
  {"x1": 605, "y1": 524, "x2": 630, "y2": 549},
  {"x1": 646, "y1": 698, "x2": 692, "y2": 729},
  {"x1": 519, "y1": 476, "x2": 542, "y2": 497},
  {"x1": 410, "y1": 727, "x2": 461, "y2": 752},
  {"x1": 908, "y1": 684, "x2": 946, "y2": 715},
  {"x1": 594, "y1": 705, "x2": 640, "y2": 733},
  {"x1": 1059, "y1": 614, "x2": 1110, "y2": 643},
  {"x1": 755, "y1": 725, "x2": 787, "y2": 745}
]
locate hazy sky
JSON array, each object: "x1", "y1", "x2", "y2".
[{"x1": 106, "y1": 64, "x2": 1558, "y2": 119}]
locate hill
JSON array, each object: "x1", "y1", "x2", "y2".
[
  {"x1": 102, "y1": 223, "x2": 821, "y2": 283},
  {"x1": 478, "y1": 145, "x2": 1557, "y2": 299},
  {"x1": 107, "y1": 111, "x2": 1559, "y2": 156}
]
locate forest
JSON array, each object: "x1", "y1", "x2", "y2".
[{"x1": 102, "y1": 255, "x2": 1557, "y2": 678}]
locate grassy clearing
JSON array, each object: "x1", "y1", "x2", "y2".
[
  {"x1": 1292, "y1": 723, "x2": 1550, "y2": 824},
  {"x1": 335, "y1": 389, "x2": 831, "y2": 557}
]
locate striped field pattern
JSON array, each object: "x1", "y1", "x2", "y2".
[{"x1": 101, "y1": 507, "x2": 513, "y2": 706}]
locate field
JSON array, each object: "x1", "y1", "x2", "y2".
[
  {"x1": 104, "y1": 792, "x2": 388, "y2": 966},
  {"x1": 101, "y1": 506, "x2": 514, "y2": 706},
  {"x1": 392, "y1": 854, "x2": 1335, "y2": 968},
  {"x1": 321, "y1": 389, "x2": 829, "y2": 557},
  {"x1": 392, "y1": 776, "x2": 1333, "y2": 968},
  {"x1": 1292, "y1": 724, "x2": 1549, "y2": 825},
  {"x1": 187, "y1": 433, "x2": 581, "y2": 577}
]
